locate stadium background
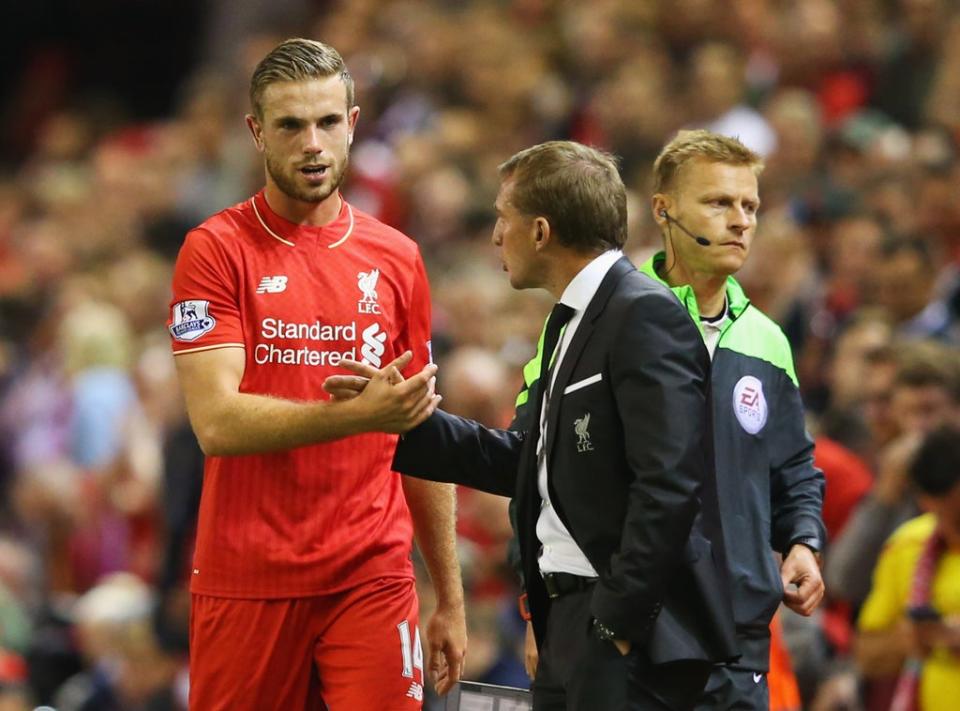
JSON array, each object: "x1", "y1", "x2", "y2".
[{"x1": 1, "y1": 0, "x2": 959, "y2": 709}]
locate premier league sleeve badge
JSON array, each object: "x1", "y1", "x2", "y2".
[{"x1": 170, "y1": 300, "x2": 217, "y2": 342}]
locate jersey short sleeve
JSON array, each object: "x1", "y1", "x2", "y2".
[
  {"x1": 168, "y1": 229, "x2": 245, "y2": 355},
  {"x1": 395, "y1": 250, "x2": 433, "y2": 374}
]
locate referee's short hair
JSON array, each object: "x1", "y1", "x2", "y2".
[
  {"x1": 499, "y1": 141, "x2": 627, "y2": 254},
  {"x1": 249, "y1": 38, "x2": 354, "y2": 118},
  {"x1": 653, "y1": 130, "x2": 764, "y2": 194}
]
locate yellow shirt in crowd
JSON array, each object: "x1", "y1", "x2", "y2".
[{"x1": 859, "y1": 513, "x2": 960, "y2": 710}]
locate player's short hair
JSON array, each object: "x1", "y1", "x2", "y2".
[
  {"x1": 652, "y1": 129, "x2": 764, "y2": 194},
  {"x1": 909, "y1": 424, "x2": 960, "y2": 496},
  {"x1": 499, "y1": 141, "x2": 627, "y2": 254},
  {"x1": 249, "y1": 38, "x2": 355, "y2": 118}
]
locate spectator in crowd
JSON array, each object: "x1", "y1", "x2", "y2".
[
  {"x1": 873, "y1": 239, "x2": 959, "y2": 343},
  {"x1": 824, "y1": 311, "x2": 894, "y2": 416},
  {"x1": 0, "y1": 650, "x2": 31, "y2": 711},
  {"x1": 687, "y1": 42, "x2": 777, "y2": 157},
  {"x1": 855, "y1": 424, "x2": 960, "y2": 711},
  {"x1": 827, "y1": 340, "x2": 960, "y2": 606},
  {"x1": 52, "y1": 573, "x2": 185, "y2": 711}
]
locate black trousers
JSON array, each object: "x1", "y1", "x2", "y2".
[{"x1": 532, "y1": 587, "x2": 712, "y2": 711}]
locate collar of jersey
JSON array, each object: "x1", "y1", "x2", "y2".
[
  {"x1": 251, "y1": 190, "x2": 354, "y2": 248},
  {"x1": 640, "y1": 252, "x2": 750, "y2": 323}
]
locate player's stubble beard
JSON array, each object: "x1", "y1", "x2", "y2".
[{"x1": 265, "y1": 143, "x2": 350, "y2": 205}]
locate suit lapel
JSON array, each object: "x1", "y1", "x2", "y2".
[{"x1": 545, "y1": 257, "x2": 634, "y2": 469}]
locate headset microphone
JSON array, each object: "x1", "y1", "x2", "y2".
[{"x1": 659, "y1": 210, "x2": 712, "y2": 246}]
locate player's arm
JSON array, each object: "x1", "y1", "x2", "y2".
[
  {"x1": 402, "y1": 476, "x2": 466, "y2": 695},
  {"x1": 175, "y1": 347, "x2": 439, "y2": 456}
]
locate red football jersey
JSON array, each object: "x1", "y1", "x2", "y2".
[{"x1": 168, "y1": 191, "x2": 432, "y2": 598}]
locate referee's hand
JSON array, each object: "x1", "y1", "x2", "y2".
[{"x1": 781, "y1": 544, "x2": 825, "y2": 616}]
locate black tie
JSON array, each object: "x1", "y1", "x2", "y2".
[
  {"x1": 527, "y1": 302, "x2": 575, "y2": 466},
  {"x1": 539, "y1": 302, "x2": 576, "y2": 396}
]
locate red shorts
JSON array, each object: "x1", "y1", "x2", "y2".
[{"x1": 189, "y1": 577, "x2": 423, "y2": 710}]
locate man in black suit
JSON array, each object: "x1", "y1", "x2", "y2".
[{"x1": 330, "y1": 141, "x2": 737, "y2": 710}]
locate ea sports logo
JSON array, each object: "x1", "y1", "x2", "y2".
[{"x1": 732, "y1": 375, "x2": 767, "y2": 435}]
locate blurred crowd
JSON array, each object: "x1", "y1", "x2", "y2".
[{"x1": 2, "y1": 0, "x2": 960, "y2": 709}]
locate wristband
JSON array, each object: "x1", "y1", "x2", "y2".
[{"x1": 518, "y1": 593, "x2": 531, "y2": 622}]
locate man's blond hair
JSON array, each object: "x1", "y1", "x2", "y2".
[{"x1": 652, "y1": 130, "x2": 764, "y2": 194}]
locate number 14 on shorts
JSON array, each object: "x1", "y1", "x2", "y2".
[{"x1": 398, "y1": 620, "x2": 424, "y2": 701}]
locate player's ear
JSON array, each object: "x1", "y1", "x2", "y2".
[
  {"x1": 245, "y1": 114, "x2": 264, "y2": 152},
  {"x1": 347, "y1": 106, "x2": 360, "y2": 144}
]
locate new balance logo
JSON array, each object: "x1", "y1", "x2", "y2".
[
  {"x1": 405, "y1": 682, "x2": 423, "y2": 701},
  {"x1": 256, "y1": 276, "x2": 288, "y2": 294}
]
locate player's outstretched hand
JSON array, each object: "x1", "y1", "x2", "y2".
[
  {"x1": 426, "y1": 602, "x2": 467, "y2": 696},
  {"x1": 323, "y1": 354, "x2": 388, "y2": 400},
  {"x1": 340, "y1": 352, "x2": 441, "y2": 433},
  {"x1": 322, "y1": 373, "x2": 369, "y2": 400},
  {"x1": 781, "y1": 544, "x2": 825, "y2": 616}
]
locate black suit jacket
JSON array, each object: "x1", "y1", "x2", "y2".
[{"x1": 394, "y1": 257, "x2": 738, "y2": 665}]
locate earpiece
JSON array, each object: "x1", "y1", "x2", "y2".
[{"x1": 659, "y1": 210, "x2": 712, "y2": 247}]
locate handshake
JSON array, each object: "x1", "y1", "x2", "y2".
[{"x1": 323, "y1": 351, "x2": 441, "y2": 435}]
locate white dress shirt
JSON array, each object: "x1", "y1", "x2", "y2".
[
  {"x1": 700, "y1": 298, "x2": 729, "y2": 359},
  {"x1": 537, "y1": 249, "x2": 623, "y2": 577}
]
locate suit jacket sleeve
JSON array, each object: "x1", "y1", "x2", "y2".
[
  {"x1": 392, "y1": 409, "x2": 522, "y2": 498},
  {"x1": 590, "y1": 291, "x2": 712, "y2": 640},
  {"x1": 769, "y1": 382, "x2": 827, "y2": 554},
  {"x1": 506, "y1": 358, "x2": 542, "y2": 588}
]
